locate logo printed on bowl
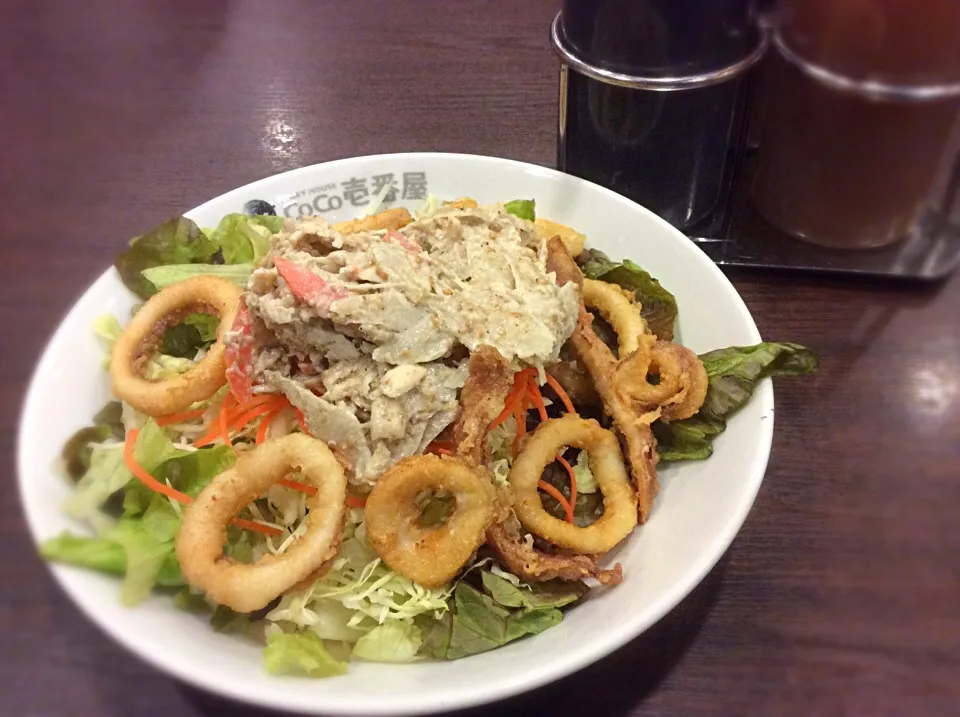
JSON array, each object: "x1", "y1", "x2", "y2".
[{"x1": 275, "y1": 171, "x2": 429, "y2": 217}]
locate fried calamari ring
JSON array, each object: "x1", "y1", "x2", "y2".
[
  {"x1": 110, "y1": 276, "x2": 242, "y2": 417},
  {"x1": 365, "y1": 454, "x2": 496, "y2": 587},
  {"x1": 616, "y1": 341, "x2": 708, "y2": 422},
  {"x1": 534, "y1": 218, "x2": 586, "y2": 257},
  {"x1": 582, "y1": 278, "x2": 650, "y2": 358},
  {"x1": 175, "y1": 434, "x2": 347, "y2": 613},
  {"x1": 510, "y1": 415, "x2": 637, "y2": 554}
]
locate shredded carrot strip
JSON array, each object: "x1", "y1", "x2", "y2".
[
  {"x1": 426, "y1": 440, "x2": 454, "y2": 456},
  {"x1": 544, "y1": 371, "x2": 576, "y2": 415},
  {"x1": 538, "y1": 479, "x2": 574, "y2": 524},
  {"x1": 227, "y1": 397, "x2": 287, "y2": 435},
  {"x1": 124, "y1": 429, "x2": 281, "y2": 536},
  {"x1": 490, "y1": 378, "x2": 526, "y2": 430},
  {"x1": 278, "y1": 476, "x2": 317, "y2": 495},
  {"x1": 225, "y1": 393, "x2": 276, "y2": 421},
  {"x1": 231, "y1": 517, "x2": 283, "y2": 536},
  {"x1": 557, "y1": 453, "x2": 577, "y2": 521},
  {"x1": 347, "y1": 494, "x2": 367, "y2": 509},
  {"x1": 155, "y1": 408, "x2": 207, "y2": 427},
  {"x1": 124, "y1": 429, "x2": 190, "y2": 504},
  {"x1": 527, "y1": 380, "x2": 549, "y2": 422},
  {"x1": 218, "y1": 392, "x2": 233, "y2": 449},
  {"x1": 255, "y1": 407, "x2": 284, "y2": 445},
  {"x1": 295, "y1": 409, "x2": 311, "y2": 436},
  {"x1": 195, "y1": 395, "x2": 289, "y2": 447}
]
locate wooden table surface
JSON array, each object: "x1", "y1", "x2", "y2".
[{"x1": 2, "y1": 2, "x2": 958, "y2": 715}]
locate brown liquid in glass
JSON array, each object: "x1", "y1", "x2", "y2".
[
  {"x1": 752, "y1": 53, "x2": 960, "y2": 249},
  {"x1": 752, "y1": 0, "x2": 960, "y2": 249}
]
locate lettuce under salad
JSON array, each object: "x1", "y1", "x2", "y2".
[{"x1": 41, "y1": 198, "x2": 816, "y2": 677}]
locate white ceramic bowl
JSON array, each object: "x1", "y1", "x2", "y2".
[{"x1": 18, "y1": 153, "x2": 771, "y2": 716}]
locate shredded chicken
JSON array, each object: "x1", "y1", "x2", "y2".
[{"x1": 234, "y1": 205, "x2": 578, "y2": 487}]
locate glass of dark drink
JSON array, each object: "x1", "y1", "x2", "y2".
[{"x1": 751, "y1": 0, "x2": 960, "y2": 249}]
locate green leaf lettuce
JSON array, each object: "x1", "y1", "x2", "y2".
[{"x1": 654, "y1": 342, "x2": 818, "y2": 461}]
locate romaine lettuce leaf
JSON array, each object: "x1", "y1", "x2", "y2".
[
  {"x1": 93, "y1": 402, "x2": 125, "y2": 439},
  {"x1": 416, "y1": 611, "x2": 452, "y2": 659},
  {"x1": 654, "y1": 342, "x2": 818, "y2": 461},
  {"x1": 142, "y1": 263, "x2": 253, "y2": 292},
  {"x1": 578, "y1": 248, "x2": 678, "y2": 342},
  {"x1": 446, "y1": 583, "x2": 510, "y2": 659},
  {"x1": 107, "y1": 518, "x2": 179, "y2": 605},
  {"x1": 39, "y1": 531, "x2": 183, "y2": 588},
  {"x1": 263, "y1": 631, "x2": 349, "y2": 678},
  {"x1": 504, "y1": 199, "x2": 536, "y2": 222},
  {"x1": 571, "y1": 450, "x2": 597, "y2": 494},
  {"x1": 121, "y1": 421, "x2": 235, "y2": 517},
  {"x1": 505, "y1": 607, "x2": 562, "y2": 641},
  {"x1": 208, "y1": 213, "x2": 282, "y2": 264},
  {"x1": 480, "y1": 572, "x2": 586, "y2": 610},
  {"x1": 427, "y1": 571, "x2": 576, "y2": 660},
  {"x1": 352, "y1": 620, "x2": 422, "y2": 663},
  {"x1": 64, "y1": 444, "x2": 129, "y2": 523},
  {"x1": 93, "y1": 315, "x2": 123, "y2": 346},
  {"x1": 47, "y1": 419, "x2": 237, "y2": 603}
]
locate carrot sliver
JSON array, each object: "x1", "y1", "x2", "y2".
[
  {"x1": 256, "y1": 407, "x2": 284, "y2": 445},
  {"x1": 295, "y1": 409, "x2": 311, "y2": 436},
  {"x1": 557, "y1": 453, "x2": 577, "y2": 519},
  {"x1": 124, "y1": 429, "x2": 190, "y2": 504},
  {"x1": 218, "y1": 393, "x2": 233, "y2": 449},
  {"x1": 544, "y1": 371, "x2": 576, "y2": 416},
  {"x1": 126, "y1": 428, "x2": 284, "y2": 537},
  {"x1": 278, "y1": 476, "x2": 317, "y2": 495},
  {"x1": 226, "y1": 394, "x2": 278, "y2": 422},
  {"x1": 226, "y1": 398, "x2": 286, "y2": 436},
  {"x1": 538, "y1": 479, "x2": 574, "y2": 524},
  {"x1": 527, "y1": 381, "x2": 549, "y2": 423},
  {"x1": 347, "y1": 494, "x2": 367, "y2": 509},
  {"x1": 231, "y1": 517, "x2": 283, "y2": 536},
  {"x1": 489, "y1": 368, "x2": 534, "y2": 431},
  {"x1": 426, "y1": 441, "x2": 454, "y2": 456}
]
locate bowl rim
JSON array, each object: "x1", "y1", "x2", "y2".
[{"x1": 17, "y1": 152, "x2": 772, "y2": 716}]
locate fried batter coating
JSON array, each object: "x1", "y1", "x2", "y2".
[
  {"x1": 176, "y1": 434, "x2": 347, "y2": 613},
  {"x1": 365, "y1": 454, "x2": 496, "y2": 587},
  {"x1": 110, "y1": 276, "x2": 242, "y2": 417},
  {"x1": 510, "y1": 415, "x2": 637, "y2": 554}
]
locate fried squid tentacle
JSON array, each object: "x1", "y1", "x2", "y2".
[
  {"x1": 451, "y1": 346, "x2": 515, "y2": 468},
  {"x1": 486, "y1": 491, "x2": 622, "y2": 586},
  {"x1": 450, "y1": 344, "x2": 622, "y2": 582},
  {"x1": 546, "y1": 237, "x2": 662, "y2": 522}
]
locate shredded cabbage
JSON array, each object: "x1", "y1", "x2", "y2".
[
  {"x1": 266, "y1": 515, "x2": 451, "y2": 644},
  {"x1": 572, "y1": 449, "x2": 598, "y2": 494},
  {"x1": 352, "y1": 620, "x2": 422, "y2": 663},
  {"x1": 365, "y1": 182, "x2": 395, "y2": 218}
]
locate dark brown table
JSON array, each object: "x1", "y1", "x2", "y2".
[{"x1": 2, "y1": 2, "x2": 958, "y2": 715}]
